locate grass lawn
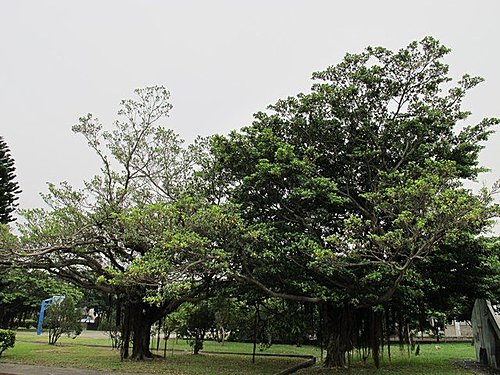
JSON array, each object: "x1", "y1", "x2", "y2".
[
  {"x1": 13, "y1": 329, "x2": 321, "y2": 356},
  {"x1": 2, "y1": 330, "x2": 309, "y2": 374},
  {"x1": 297, "y1": 342, "x2": 477, "y2": 374},
  {"x1": 2, "y1": 331, "x2": 479, "y2": 374}
]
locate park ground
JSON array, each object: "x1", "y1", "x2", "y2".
[{"x1": 0, "y1": 330, "x2": 492, "y2": 375}]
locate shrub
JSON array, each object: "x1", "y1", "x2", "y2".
[
  {"x1": 44, "y1": 297, "x2": 83, "y2": 345},
  {"x1": 0, "y1": 329, "x2": 15, "y2": 356}
]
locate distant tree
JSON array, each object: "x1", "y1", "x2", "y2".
[
  {"x1": 0, "y1": 268, "x2": 82, "y2": 329},
  {"x1": 0, "y1": 136, "x2": 21, "y2": 224},
  {"x1": 173, "y1": 302, "x2": 215, "y2": 354},
  {"x1": 99, "y1": 308, "x2": 122, "y2": 350},
  {"x1": 44, "y1": 297, "x2": 82, "y2": 345}
]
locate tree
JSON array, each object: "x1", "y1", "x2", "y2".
[
  {"x1": 0, "y1": 136, "x2": 21, "y2": 224},
  {"x1": 0, "y1": 268, "x2": 82, "y2": 329},
  {"x1": 412, "y1": 235, "x2": 500, "y2": 322},
  {"x1": 7, "y1": 87, "x2": 213, "y2": 359},
  {"x1": 44, "y1": 297, "x2": 82, "y2": 345},
  {"x1": 0, "y1": 329, "x2": 15, "y2": 356},
  {"x1": 175, "y1": 302, "x2": 215, "y2": 354},
  {"x1": 0, "y1": 137, "x2": 22, "y2": 321},
  {"x1": 211, "y1": 37, "x2": 499, "y2": 367}
]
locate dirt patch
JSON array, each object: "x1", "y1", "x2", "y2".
[{"x1": 455, "y1": 360, "x2": 500, "y2": 374}]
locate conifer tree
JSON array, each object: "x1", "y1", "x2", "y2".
[{"x1": 0, "y1": 137, "x2": 21, "y2": 223}]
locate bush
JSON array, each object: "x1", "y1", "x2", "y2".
[
  {"x1": 44, "y1": 297, "x2": 83, "y2": 345},
  {"x1": 0, "y1": 329, "x2": 15, "y2": 356},
  {"x1": 174, "y1": 302, "x2": 214, "y2": 355}
]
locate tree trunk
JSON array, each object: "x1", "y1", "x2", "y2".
[
  {"x1": 323, "y1": 304, "x2": 384, "y2": 369},
  {"x1": 121, "y1": 302, "x2": 154, "y2": 360},
  {"x1": 119, "y1": 295, "x2": 186, "y2": 361},
  {"x1": 0, "y1": 306, "x2": 6, "y2": 329},
  {"x1": 121, "y1": 303, "x2": 131, "y2": 360},
  {"x1": 131, "y1": 317, "x2": 153, "y2": 360},
  {"x1": 323, "y1": 303, "x2": 355, "y2": 368},
  {"x1": 370, "y1": 310, "x2": 381, "y2": 368},
  {"x1": 193, "y1": 330, "x2": 203, "y2": 355}
]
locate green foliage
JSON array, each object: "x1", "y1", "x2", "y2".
[
  {"x1": 211, "y1": 36, "x2": 499, "y2": 367},
  {"x1": 212, "y1": 36, "x2": 499, "y2": 306},
  {"x1": 0, "y1": 267, "x2": 82, "y2": 329},
  {"x1": 8, "y1": 88, "x2": 221, "y2": 309},
  {"x1": 0, "y1": 329, "x2": 15, "y2": 356},
  {"x1": 44, "y1": 297, "x2": 83, "y2": 345},
  {"x1": 169, "y1": 302, "x2": 215, "y2": 354},
  {"x1": 4, "y1": 87, "x2": 216, "y2": 358},
  {"x1": 210, "y1": 296, "x2": 251, "y2": 344},
  {"x1": 3, "y1": 38, "x2": 499, "y2": 368},
  {"x1": 0, "y1": 136, "x2": 21, "y2": 224}
]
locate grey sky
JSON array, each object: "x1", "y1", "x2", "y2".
[{"x1": 1, "y1": 0, "x2": 499, "y2": 232}]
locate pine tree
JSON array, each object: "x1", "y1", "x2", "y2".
[{"x1": 0, "y1": 137, "x2": 21, "y2": 223}]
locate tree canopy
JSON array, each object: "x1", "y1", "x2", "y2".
[
  {"x1": 210, "y1": 36, "x2": 499, "y2": 367},
  {"x1": 1, "y1": 37, "x2": 499, "y2": 369},
  {"x1": 7, "y1": 87, "x2": 217, "y2": 359}
]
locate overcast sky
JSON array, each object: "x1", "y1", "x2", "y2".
[{"x1": 1, "y1": 0, "x2": 499, "y2": 232}]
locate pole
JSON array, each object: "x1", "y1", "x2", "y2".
[
  {"x1": 252, "y1": 302, "x2": 259, "y2": 364},
  {"x1": 163, "y1": 332, "x2": 167, "y2": 358},
  {"x1": 36, "y1": 300, "x2": 48, "y2": 335},
  {"x1": 157, "y1": 318, "x2": 162, "y2": 352}
]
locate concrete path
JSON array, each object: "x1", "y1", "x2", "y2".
[{"x1": 0, "y1": 363, "x2": 145, "y2": 375}]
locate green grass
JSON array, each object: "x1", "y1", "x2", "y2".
[
  {"x1": 3, "y1": 331, "x2": 479, "y2": 374},
  {"x1": 14, "y1": 329, "x2": 321, "y2": 355},
  {"x1": 297, "y1": 343, "x2": 477, "y2": 374},
  {"x1": 2, "y1": 331, "x2": 308, "y2": 374},
  {"x1": 2, "y1": 343, "x2": 303, "y2": 374}
]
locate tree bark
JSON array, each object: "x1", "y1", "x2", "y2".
[
  {"x1": 119, "y1": 292, "x2": 197, "y2": 360},
  {"x1": 323, "y1": 304, "x2": 384, "y2": 368},
  {"x1": 131, "y1": 317, "x2": 153, "y2": 360},
  {"x1": 193, "y1": 330, "x2": 204, "y2": 355},
  {"x1": 121, "y1": 303, "x2": 131, "y2": 360},
  {"x1": 370, "y1": 310, "x2": 381, "y2": 368},
  {"x1": 324, "y1": 303, "x2": 355, "y2": 368},
  {"x1": 0, "y1": 306, "x2": 6, "y2": 329},
  {"x1": 121, "y1": 301, "x2": 154, "y2": 360}
]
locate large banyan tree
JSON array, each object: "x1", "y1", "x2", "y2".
[
  {"x1": 1, "y1": 37, "x2": 499, "y2": 368},
  {"x1": 211, "y1": 37, "x2": 500, "y2": 367},
  {"x1": 5, "y1": 87, "x2": 224, "y2": 360}
]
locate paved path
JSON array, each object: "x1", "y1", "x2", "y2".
[{"x1": 0, "y1": 363, "x2": 145, "y2": 375}]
